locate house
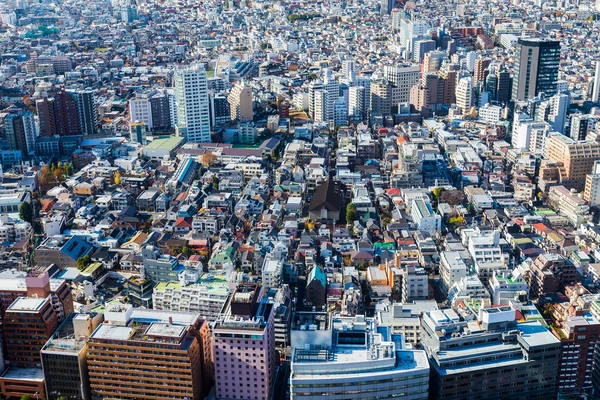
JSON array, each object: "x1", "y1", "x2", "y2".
[{"x1": 308, "y1": 180, "x2": 345, "y2": 222}]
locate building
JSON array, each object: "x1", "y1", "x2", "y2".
[
  {"x1": 4, "y1": 109, "x2": 37, "y2": 157},
  {"x1": 87, "y1": 304, "x2": 212, "y2": 400},
  {"x1": 584, "y1": 172, "x2": 600, "y2": 207},
  {"x1": 545, "y1": 133, "x2": 600, "y2": 192},
  {"x1": 153, "y1": 273, "x2": 230, "y2": 322},
  {"x1": 0, "y1": 297, "x2": 59, "y2": 399},
  {"x1": 489, "y1": 270, "x2": 528, "y2": 305},
  {"x1": 212, "y1": 282, "x2": 277, "y2": 400},
  {"x1": 308, "y1": 180, "x2": 345, "y2": 222},
  {"x1": 67, "y1": 89, "x2": 98, "y2": 135},
  {"x1": 422, "y1": 306, "x2": 561, "y2": 400},
  {"x1": 129, "y1": 95, "x2": 154, "y2": 129},
  {"x1": 592, "y1": 61, "x2": 600, "y2": 103},
  {"x1": 455, "y1": 76, "x2": 473, "y2": 114},
  {"x1": 512, "y1": 38, "x2": 560, "y2": 101},
  {"x1": 55, "y1": 88, "x2": 81, "y2": 136},
  {"x1": 36, "y1": 96, "x2": 58, "y2": 137},
  {"x1": 377, "y1": 300, "x2": 438, "y2": 345},
  {"x1": 439, "y1": 251, "x2": 469, "y2": 291},
  {"x1": 228, "y1": 80, "x2": 253, "y2": 121},
  {"x1": 411, "y1": 199, "x2": 441, "y2": 234},
  {"x1": 174, "y1": 64, "x2": 211, "y2": 142},
  {"x1": 528, "y1": 253, "x2": 578, "y2": 300},
  {"x1": 370, "y1": 79, "x2": 393, "y2": 116},
  {"x1": 383, "y1": 65, "x2": 420, "y2": 104},
  {"x1": 41, "y1": 313, "x2": 102, "y2": 400},
  {"x1": 238, "y1": 121, "x2": 257, "y2": 144},
  {"x1": 305, "y1": 266, "x2": 326, "y2": 308},
  {"x1": 548, "y1": 185, "x2": 590, "y2": 226},
  {"x1": 290, "y1": 314, "x2": 430, "y2": 399}
]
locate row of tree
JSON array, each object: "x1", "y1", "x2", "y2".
[{"x1": 39, "y1": 162, "x2": 75, "y2": 193}]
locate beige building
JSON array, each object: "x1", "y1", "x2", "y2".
[
  {"x1": 545, "y1": 134, "x2": 600, "y2": 192},
  {"x1": 228, "y1": 80, "x2": 253, "y2": 121}
]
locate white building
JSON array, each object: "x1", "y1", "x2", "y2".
[
  {"x1": 129, "y1": 96, "x2": 153, "y2": 129},
  {"x1": 489, "y1": 270, "x2": 528, "y2": 305},
  {"x1": 174, "y1": 64, "x2": 211, "y2": 142},
  {"x1": 290, "y1": 314, "x2": 430, "y2": 399},
  {"x1": 383, "y1": 65, "x2": 420, "y2": 104},
  {"x1": 455, "y1": 76, "x2": 473, "y2": 113},
  {"x1": 348, "y1": 86, "x2": 366, "y2": 120},
  {"x1": 439, "y1": 251, "x2": 469, "y2": 291},
  {"x1": 447, "y1": 275, "x2": 491, "y2": 308},
  {"x1": 410, "y1": 199, "x2": 441, "y2": 234},
  {"x1": 479, "y1": 104, "x2": 503, "y2": 123},
  {"x1": 584, "y1": 173, "x2": 600, "y2": 207},
  {"x1": 548, "y1": 185, "x2": 590, "y2": 226}
]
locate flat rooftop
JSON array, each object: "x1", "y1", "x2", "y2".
[
  {"x1": 145, "y1": 323, "x2": 186, "y2": 338},
  {"x1": 1, "y1": 367, "x2": 45, "y2": 381},
  {"x1": 9, "y1": 297, "x2": 47, "y2": 311}
]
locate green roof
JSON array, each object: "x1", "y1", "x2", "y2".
[
  {"x1": 82, "y1": 262, "x2": 102, "y2": 276},
  {"x1": 144, "y1": 136, "x2": 184, "y2": 151}
]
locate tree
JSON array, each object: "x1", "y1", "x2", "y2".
[
  {"x1": 77, "y1": 254, "x2": 91, "y2": 271},
  {"x1": 203, "y1": 152, "x2": 217, "y2": 168},
  {"x1": 19, "y1": 201, "x2": 33, "y2": 223},
  {"x1": 432, "y1": 187, "x2": 445, "y2": 200},
  {"x1": 57, "y1": 396, "x2": 67, "y2": 400},
  {"x1": 260, "y1": 42, "x2": 268, "y2": 50},
  {"x1": 346, "y1": 203, "x2": 358, "y2": 224},
  {"x1": 212, "y1": 175, "x2": 220, "y2": 190},
  {"x1": 114, "y1": 171, "x2": 122, "y2": 185},
  {"x1": 21, "y1": 395, "x2": 34, "y2": 400},
  {"x1": 182, "y1": 246, "x2": 193, "y2": 257},
  {"x1": 305, "y1": 219, "x2": 316, "y2": 231},
  {"x1": 39, "y1": 164, "x2": 54, "y2": 193}
]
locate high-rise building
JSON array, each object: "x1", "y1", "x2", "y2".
[
  {"x1": 584, "y1": 162, "x2": 600, "y2": 207},
  {"x1": 348, "y1": 85, "x2": 366, "y2": 120},
  {"x1": 570, "y1": 114, "x2": 597, "y2": 141},
  {"x1": 41, "y1": 313, "x2": 102, "y2": 400},
  {"x1": 174, "y1": 64, "x2": 211, "y2": 142},
  {"x1": 545, "y1": 133, "x2": 600, "y2": 191},
  {"x1": 129, "y1": 95, "x2": 154, "y2": 129},
  {"x1": 422, "y1": 305, "x2": 561, "y2": 400},
  {"x1": 87, "y1": 304, "x2": 213, "y2": 400},
  {"x1": 423, "y1": 50, "x2": 448, "y2": 72},
  {"x1": 341, "y1": 59, "x2": 356, "y2": 80},
  {"x1": 55, "y1": 88, "x2": 81, "y2": 136},
  {"x1": 209, "y1": 93, "x2": 231, "y2": 129},
  {"x1": 130, "y1": 121, "x2": 147, "y2": 144},
  {"x1": 4, "y1": 109, "x2": 37, "y2": 156},
  {"x1": 592, "y1": 61, "x2": 600, "y2": 103},
  {"x1": 455, "y1": 76, "x2": 473, "y2": 113},
  {"x1": 149, "y1": 90, "x2": 172, "y2": 131},
  {"x1": 412, "y1": 39, "x2": 435, "y2": 63},
  {"x1": 212, "y1": 282, "x2": 277, "y2": 400},
  {"x1": 474, "y1": 57, "x2": 491, "y2": 83},
  {"x1": 370, "y1": 79, "x2": 393, "y2": 116},
  {"x1": 290, "y1": 313, "x2": 430, "y2": 399},
  {"x1": 228, "y1": 80, "x2": 253, "y2": 122},
  {"x1": 36, "y1": 96, "x2": 58, "y2": 137},
  {"x1": 67, "y1": 89, "x2": 98, "y2": 135},
  {"x1": 383, "y1": 64, "x2": 421, "y2": 104},
  {"x1": 512, "y1": 38, "x2": 561, "y2": 101}
]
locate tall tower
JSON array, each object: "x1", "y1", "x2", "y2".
[
  {"x1": 592, "y1": 61, "x2": 600, "y2": 103},
  {"x1": 512, "y1": 38, "x2": 560, "y2": 101},
  {"x1": 36, "y1": 96, "x2": 57, "y2": 137},
  {"x1": 174, "y1": 64, "x2": 211, "y2": 143},
  {"x1": 228, "y1": 80, "x2": 253, "y2": 122}
]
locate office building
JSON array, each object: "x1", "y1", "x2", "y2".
[
  {"x1": 383, "y1": 64, "x2": 420, "y2": 104},
  {"x1": 512, "y1": 38, "x2": 561, "y2": 101},
  {"x1": 584, "y1": 165, "x2": 600, "y2": 207},
  {"x1": 149, "y1": 90, "x2": 172, "y2": 131},
  {"x1": 228, "y1": 80, "x2": 253, "y2": 121},
  {"x1": 87, "y1": 304, "x2": 212, "y2": 400},
  {"x1": 212, "y1": 282, "x2": 276, "y2": 400},
  {"x1": 174, "y1": 64, "x2": 211, "y2": 142},
  {"x1": 545, "y1": 133, "x2": 600, "y2": 191},
  {"x1": 474, "y1": 58, "x2": 491, "y2": 83},
  {"x1": 41, "y1": 313, "x2": 102, "y2": 400},
  {"x1": 129, "y1": 95, "x2": 154, "y2": 129},
  {"x1": 209, "y1": 93, "x2": 231, "y2": 129},
  {"x1": 290, "y1": 314, "x2": 430, "y2": 399},
  {"x1": 370, "y1": 79, "x2": 393, "y2": 116},
  {"x1": 348, "y1": 85, "x2": 366, "y2": 120},
  {"x1": 422, "y1": 306, "x2": 561, "y2": 400},
  {"x1": 377, "y1": 300, "x2": 438, "y2": 345},
  {"x1": 570, "y1": 114, "x2": 596, "y2": 141},
  {"x1": 412, "y1": 39, "x2": 435, "y2": 63}
]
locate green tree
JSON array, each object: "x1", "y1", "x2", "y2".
[
  {"x1": 58, "y1": 396, "x2": 68, "y2": 400},
  {"x1": 212, "y1": 175, "x2": 220, "y2": 190},
  {"x1": 432, "y1": 187, "x2": 445, "y2": 200},
  {"x1": 346, "y1": 203, "x2": 358, "y2": 224},
  {"x1": 77, "y1": 254, "x2": 91, "y2": 271},
  {"x1": 260, "y1": 42, "x2": 268, "y2": 50},
  {"x1": 19, "y1": 201, "x2": 33, "y2": 223},
  {"x1": 182, "y1": 246, "x2": 193, "y2": 257},
  {"x1": 21, "y1": 395, "x2": 34, "y2": 400}
]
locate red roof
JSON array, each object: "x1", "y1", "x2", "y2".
[
  {"x1": 532, "y1": 223, "x2": 549, "y2": 232},
  {"x1": 175, "y1": 217, "x2": 192, "y2": 227}
]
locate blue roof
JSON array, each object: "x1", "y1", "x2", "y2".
[
  {"x1": 307, "y1": 266, "x2": 326, "y2": 287},
  {"x1": 60, "y1": 236, "x2": 94, "y2": 261}
]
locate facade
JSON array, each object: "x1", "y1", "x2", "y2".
[
  {"x1": 212, "y1": 283, "x2": 277, "y2": 400},
  {"x1": 174, "y1": 64, "x2": 211, "y2": 142},
  {"x1": 4, "y1": 110, "x2": 37, "y2": 157},
  {"x1": 290, "y1": 314, "x2": 430, "y2": 399},
  {"x1": 585, "y1": 173, "x2": 600, "y2": 207},
  {"x1": 67, "y1": 89, "x2": 98, "y2": 135},
  {"x1": 545, "y1": 134, "x2": 600, "y2": 192},
  {"x1": 36, "y1": 97, "x2": 58, "y2": 137},
  {"x1": 439, "y1": 251, "x2": 469, "y2": 291},
  {"x1": 55, "y1": 89, "x2": 82, "y2": 136},
  {"x1": 512, "y1": 38, "x2": 560, "y2": 101},
  {"x1": 228, "y1": 80, "x2": 253, "y2": 121},
  {"x1": 411, "y1": 199, "x2": 441, "y2": 234},
  {"x1": 548, "y1": 185, "x2": 590, "y2": 226},
  {"x1": 41, "y1": 313, "x2": 101, "y2": 400},
  {"x1": 87, "y1": 304, "x2": 212, "y2": 400},
  {"x1": 422, "y1": 306, "x2": 561, "y2": 400}
]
